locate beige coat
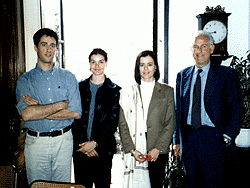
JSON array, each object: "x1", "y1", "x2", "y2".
[{"x1": 119, "y1": 82, "x2": 176, "y2": 154}]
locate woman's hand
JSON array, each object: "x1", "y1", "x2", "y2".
[
  {"x1": 85, "y1": 149, "x2": 99, "y2": 157},
  {"x1": 132, "y1": 150, "x2": 145, "y2": 163},
  {"x1": 77, "y1": 141, "x2": 97, "y2": 154},
  {"x1": 148, "y1": 148, "x2": 160, "y2": 162}
]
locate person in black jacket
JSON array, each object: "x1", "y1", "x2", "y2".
[{"x1": 72, "y1": 48, "x2": 121, "y2": 188}]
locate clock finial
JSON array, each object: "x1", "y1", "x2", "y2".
[{"x1": 204, "y1": 5, "x2": 226, "y2": 14}]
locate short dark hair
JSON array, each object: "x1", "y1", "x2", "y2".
[
  {"x1": 134, "y1": 50, "x2": 160, "y2": 85},
  {"x1": 33, "y1": 28, "x2": 59, "y2": 47},
  {"x1": 88, "y1": 48, "x2": 108, "y2": 62}
]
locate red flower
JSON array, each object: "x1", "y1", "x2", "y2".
[{"x1": 144, "y1": 155, "x2": 151, "y2": 161}]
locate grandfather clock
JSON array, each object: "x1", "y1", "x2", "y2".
[{"x1": 196, "y1": 5, "x2": 231, "y2": 64}]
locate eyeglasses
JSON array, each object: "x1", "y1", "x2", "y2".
[{"x1": 192, "y1": 44, "x2": 210, "y2": 51}]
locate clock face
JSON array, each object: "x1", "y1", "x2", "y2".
[{"x1": 203, "y1": 20, "x2": 227, "y2": 44}]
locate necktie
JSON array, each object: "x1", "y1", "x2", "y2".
[{"x1": 191, "y1": 69, "x2": 203, "y2": 129}]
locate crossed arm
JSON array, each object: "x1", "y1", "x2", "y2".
[
  {"x1": 21, "y1": 95, "x2": 81, "y2": 121},
  {"x1": 22, "y1": 95, "x2": 97, "y2": 156}
]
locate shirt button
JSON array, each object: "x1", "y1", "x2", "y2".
[
  {"x1": 48, "y1": 88, "x2": 51, "y2": 90},
  {"x1": 47, "y1": 78, "x2": 49, "y2": 80},
  {"x1": 49, "y1": 99, "x2": 52, "y2": 102}
]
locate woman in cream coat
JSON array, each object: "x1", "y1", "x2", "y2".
[{"x1": 119, "y1": 50, "x2": 176, "y2": 188}]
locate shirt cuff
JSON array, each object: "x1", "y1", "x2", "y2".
[{"x1": 223, "y1": 134, "x2": 231, "y2": 140}]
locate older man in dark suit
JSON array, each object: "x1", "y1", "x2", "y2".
[{"x1": 173, "y1": 30, "x2": 244, "y2": 188}]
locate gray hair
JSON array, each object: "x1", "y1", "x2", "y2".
[{"x1": 196, "y1": 30, "x2": 214, "y2": 46}]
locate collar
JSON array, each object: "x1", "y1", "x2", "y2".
[
  {"x1": 194, "y1": 62, "x2": 210, "y2": 75},
  {"x1": 87, "y1": 75, "x2": 118, "y2": 89},
  {"x1": 35, "y1": 63, "x2": 56, "y2": 75}
]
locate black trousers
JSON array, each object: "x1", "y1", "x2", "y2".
[
  {"x1": 148, "y1": 154, "x2": 168, "y2": 188},
  {"x1": 73, "y1": 152, "x2": 113, "y2": 188}
]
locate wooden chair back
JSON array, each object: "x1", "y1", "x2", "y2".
[{"x1": 30, "y1": 180, "x2": 85, "y2": 188}]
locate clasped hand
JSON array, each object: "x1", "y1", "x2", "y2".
[
  {"x1": 133, "y1": 148, "x2": 160, "y2": 163},
  {"x1": 77, "y1": 141, "x2": 99, "y2": 157}
]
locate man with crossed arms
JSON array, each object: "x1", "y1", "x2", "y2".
[{"x1": 16, "y1": 28, "x2": 81, "y2": 184}]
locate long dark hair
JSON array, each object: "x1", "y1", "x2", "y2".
[{"x1": 134, "y1": 50, "x2": 160, "y2": 85}]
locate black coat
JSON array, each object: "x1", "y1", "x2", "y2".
[{"x1": 72, "y1": 76, "x2": 121, "y2": 157}]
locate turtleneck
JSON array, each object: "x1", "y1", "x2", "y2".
[{"x1": 140, "y1": 80, "x2": 155, "y2": 122}]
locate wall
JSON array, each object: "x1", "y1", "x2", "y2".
[
  {"x1": 169, "y1": 0, "x2": 250, "y2": 87},
  {"x1": 63, "y1": 0, "x2": 153, "y2": 87},
  {"x1": 22, "y1": 0, "x2": 250, "y2": 86},
  {"x1": 227, "y1": 0, "x2": 249, "y2": 57},
  {"x1": 23, "y1": 0, "x2": 41, "y2": 71}
]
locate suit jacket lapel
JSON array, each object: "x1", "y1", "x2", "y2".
[
  {"x1": 182, "y1": 66, "x2": 195, "y2": 119},
  {"x1": 204, "y1": 63, "x2": 220, "y2": 125},
  {"x1": 146, "y1": 82, "x2": 161, "y2": 122},
  {"x1": 205, "y1": 63, "x2": 219, "y2": 99}
]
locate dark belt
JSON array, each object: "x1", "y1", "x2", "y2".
[
  {"x1": 186, "y1": 124, "x2": 217, "y2": 130},
  {"x1": 27, "y1": 125, "x2": 71, "y2": 137}
]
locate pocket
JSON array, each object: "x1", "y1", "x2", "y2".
[
  {"x1": 63, "y1": 131, "x2": 73, "y2": 152},
  {"x1": 65, "y1": 130, "x2": 73, "y2": 141},
  {"x1": 25, "y1": 134, "x2": 36, "y2": 145}
]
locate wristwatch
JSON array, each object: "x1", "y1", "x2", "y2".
[{"x1": 224, "y1": 138, "x2": 231, "y2": 146}]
